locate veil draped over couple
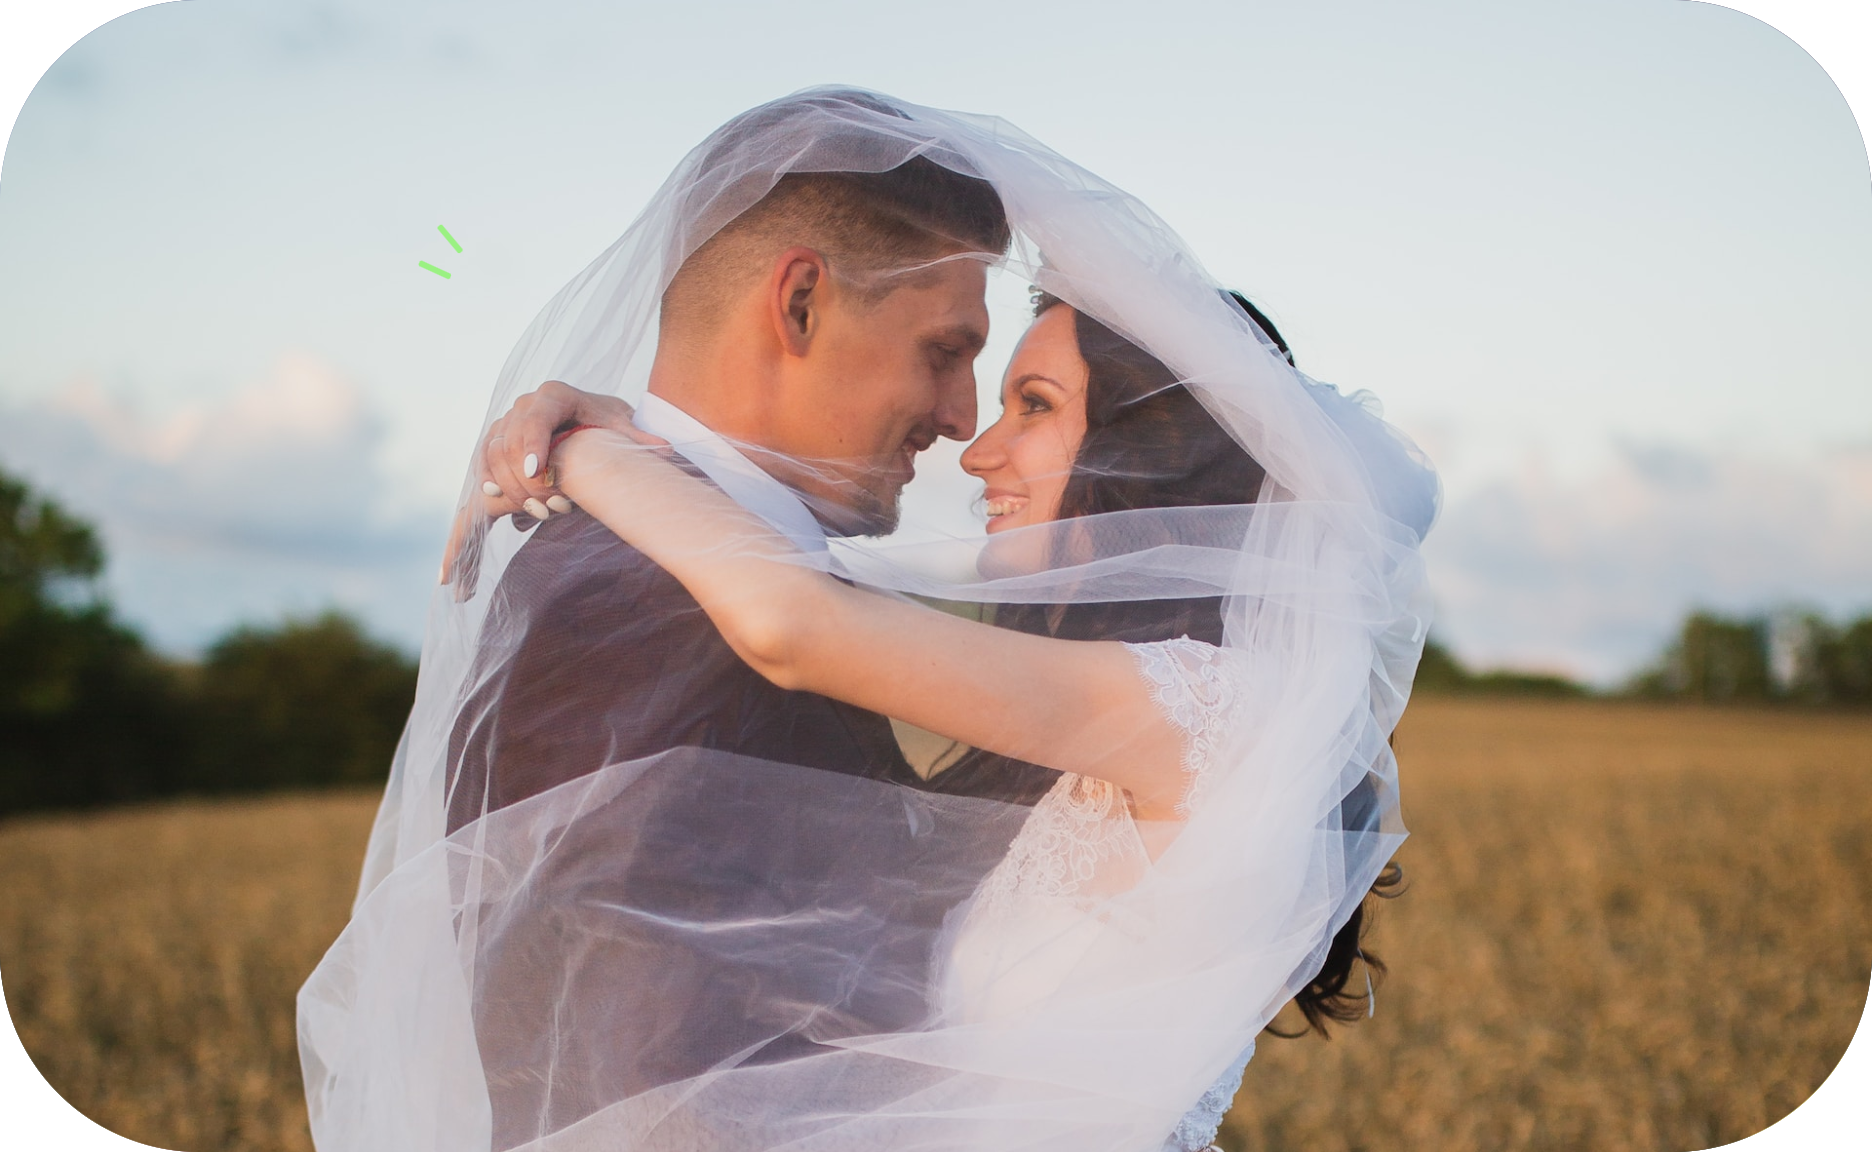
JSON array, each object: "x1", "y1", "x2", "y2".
[{"x1": 297, "y1": 88, "x2": 1438, "y2": 1152}]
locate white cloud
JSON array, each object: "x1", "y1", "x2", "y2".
[
  {"x1": 1425, "y1": 440, "x2": 1872, "y2": 684},
  {"x1": 0, "y1": 355, "x2": 446, "y2": 653}
]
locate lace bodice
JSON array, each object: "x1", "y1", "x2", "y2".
[
  {"x1": 963, "y1": 637, "x2": 1242, "y2": 923},
  {"x1": 943, "y1": 637, "x2": 1251, "y2": 1151}
]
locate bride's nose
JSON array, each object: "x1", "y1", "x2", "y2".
[{"x1": 959, "y1": 426, "x2": 1006, "y2": 478}]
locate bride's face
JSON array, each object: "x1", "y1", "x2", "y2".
[{"x1": 960, "y1": 304, "x2": 1088, "y2": 534}]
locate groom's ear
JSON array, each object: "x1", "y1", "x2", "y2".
[{"x1": 769, "y1": 247, "x2": 829, "y2": 358}]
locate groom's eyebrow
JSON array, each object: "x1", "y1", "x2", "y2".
[{"x1": 927, "y1": 323, "x2": 988, "y2": 355}]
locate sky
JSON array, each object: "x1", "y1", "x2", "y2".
[{"x1": 0, "y1": 0, "x2": 1867, "y2": 684}]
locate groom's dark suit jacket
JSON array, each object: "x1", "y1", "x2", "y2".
[{"x1": 447, "y1": 510, "x2": 1056, "y2": 1149}]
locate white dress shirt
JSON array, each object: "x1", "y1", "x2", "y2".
[{"x1": 631, "y1": 393, "x2": 828, "y2": 554}]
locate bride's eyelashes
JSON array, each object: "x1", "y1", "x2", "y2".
[{"x1": 1004, "y1": 372, "x2": 1069, "y2": 418}]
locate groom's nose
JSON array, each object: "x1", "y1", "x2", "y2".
[{"x1": 932, "y1": 373, "x2": 978, "y2": 442}]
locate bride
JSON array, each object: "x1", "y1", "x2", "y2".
[{"x1": 298, "y1": 88, "x2": 1437, "y2": 1152}]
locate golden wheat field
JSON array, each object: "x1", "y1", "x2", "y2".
[{"x1": 1, "y1": 699, "x2": 1868, "y2": 1152}]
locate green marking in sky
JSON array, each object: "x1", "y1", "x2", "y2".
[
  {"x1": 419, "y1": 261, "x2": 452, "y2": 279},
  {"x1": 437, "y1": 224, "x2": 462, "y2": 253}
]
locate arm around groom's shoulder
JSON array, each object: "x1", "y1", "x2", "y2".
[{"x1": 445, "y1": 508, "x2": 921, "y2": 832}]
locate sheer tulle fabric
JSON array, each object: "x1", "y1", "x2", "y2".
[{"x1": 298, "y1": 88, "x2": 1437, "y2": 1152}]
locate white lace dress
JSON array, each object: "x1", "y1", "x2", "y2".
[{"x1": 940, "y1": 637, "x2": 1253, "y2": 1152}]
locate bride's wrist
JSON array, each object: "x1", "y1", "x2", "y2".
[
  {"x1": 548, "y1": 422, "x2": 603, "y2": 457},
  {"x1": 550, "y1": 425, "x2": 613, "y2": 495}
]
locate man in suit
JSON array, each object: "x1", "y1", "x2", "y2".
[{"x1": 446, "y1": 94, "x2": 1056, "y2": 1148}]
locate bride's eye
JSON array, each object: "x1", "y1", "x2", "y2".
[{"x1": 1020, "y1": 390, "x2": 1052, "y2": 415}]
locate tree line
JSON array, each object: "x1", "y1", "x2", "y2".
[
  {"x1": 1417, "y1": 610, "x2": 1872, "y2": 705},
  {"x1": 1, "y1": 467, "x2": 416, "y2": 817},
  {"x1": 4, "y1": 463, "x2": 1868, "y2": 816},
  {"x1": 1627, "y1": 611, "x2": 1872, "y2": 705}
]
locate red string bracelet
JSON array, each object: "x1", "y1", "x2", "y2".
[{"x1": 547, "y1": 422, "x2": 604, "y2": 457}]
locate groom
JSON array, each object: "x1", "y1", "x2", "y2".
[{"x1": 447, "y1": 92, "x2": 1054, "y2": 1148}]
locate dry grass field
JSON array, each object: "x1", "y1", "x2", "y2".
[
  {"x1": 0, "y1": 789, "x2": 374, "y2": 1151},
  {"x1": 1227, "y1": 699, "x2": 1872, "y2": 1152},
  {"x1": 1, "y1": 699, "x2": 1868, "y2": 1152}
]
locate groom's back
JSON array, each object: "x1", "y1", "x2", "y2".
[{"x1": 447, "y1": 512, "x2": 943, "y2": 1148}]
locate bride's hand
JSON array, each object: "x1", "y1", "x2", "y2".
[
  {"x1": 441, "y1": 380, "x2": 664, "y2": 585},
  {"x1": 476, "y1": 381, "x2": 641, "y2": 520}
]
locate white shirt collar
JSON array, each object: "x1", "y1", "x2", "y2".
[{"x1": 632, "y1": 393, "x2": 828, "y2": 553}]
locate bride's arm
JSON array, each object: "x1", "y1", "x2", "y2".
[{"x1": 556, "y1": 430, "x2": 1192, "y2": 819}]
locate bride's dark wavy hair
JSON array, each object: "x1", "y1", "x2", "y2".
[{"x1": 1000, "y1": 290, "x2": 1406, "y2": 1040}]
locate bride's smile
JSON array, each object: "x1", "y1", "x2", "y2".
[{"x1": 981, "y1": 491, "x2": 1028, "y2": 521}]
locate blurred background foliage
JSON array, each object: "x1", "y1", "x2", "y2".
[
  {"x1": 1413, "y1": 639, "x2": 1586, "y2": 699},
  {"x1": 1628, "y1": 610, "x2": 1872, "y2": 705},
  {"x1": 4, "y1": 461, "x2": 1870, "y2": 817},
  {"x1": 1418, "y1": 610, "x2": 1872, "y2": 706},
  {"x1": 1, "y1": 466, "x2": 417, "y2": 817}
]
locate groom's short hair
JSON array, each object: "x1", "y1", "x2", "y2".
[{"x1": 661, "y1": 95, "x2": 1010, "y2": 336}]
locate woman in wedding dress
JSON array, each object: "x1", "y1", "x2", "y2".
[
  {"x1": 506, "y1": 288, "x2": 1416, "y2": 1150},
  {"x1": 298, "y1": 88, "x2": 1437, "y2": 1152}
]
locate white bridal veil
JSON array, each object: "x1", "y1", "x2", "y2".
[{"x1": 297, "y1": 88, "x2": 1438, "y2": 1152}]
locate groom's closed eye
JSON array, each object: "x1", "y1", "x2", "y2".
[
  {"x1": 926, "y1": 342, "x2": 966, "y2": 370},
  {"x1": 923, "y1": 323, "x2": 988, "y2": 364}
]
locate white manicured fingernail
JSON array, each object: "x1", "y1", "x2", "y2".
[
  {"x1": 482, "y1": 481, "x2": 502, "y2": 498},
  {"x1": 438, "y1": 561, "x2": 448, "y2": 584},
  {"x1": 523, "y1": 453, "x2": 539, "y2": 478},
  {"x1": 523, "y1": 497, "x2": 550, "y2": 519},
  {"x1": 545, "y1": 495, "x2": 573, "y2": 514}
]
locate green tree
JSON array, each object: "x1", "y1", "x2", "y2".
[
  {"x1": 0, "y1": 468, "x2": 191, "y2": 814},
  {"x1": 1412, "y1": 637, "x2": 1585, "y2": 698},
  {"x1": 1791, "y1": 613, "x2": 1872, "y2": 706},
  {"x1": 1821, "y1": 617, "x2": 1872, "y2": 705},
  {"x1": 192, "y1": 612, "x2": 416, "y2": 792},
  {"x1": 1412, "y1": 638, "x2": 1471, "y2": 693},
  {"x1": 1632, "y1": 612, "x2": 1772, "y2": 703},
  {"x1": 1, "y1": 464, "x2": 421, "y2": 815}
]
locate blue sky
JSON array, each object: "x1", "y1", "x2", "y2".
[{"x1": 0, "y1": 0, "x2": 1868, "y2": 683}]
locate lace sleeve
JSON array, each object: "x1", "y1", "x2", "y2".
[{"x1": 1127, "y1": 637, "x2": 1243, "y2": 816}]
